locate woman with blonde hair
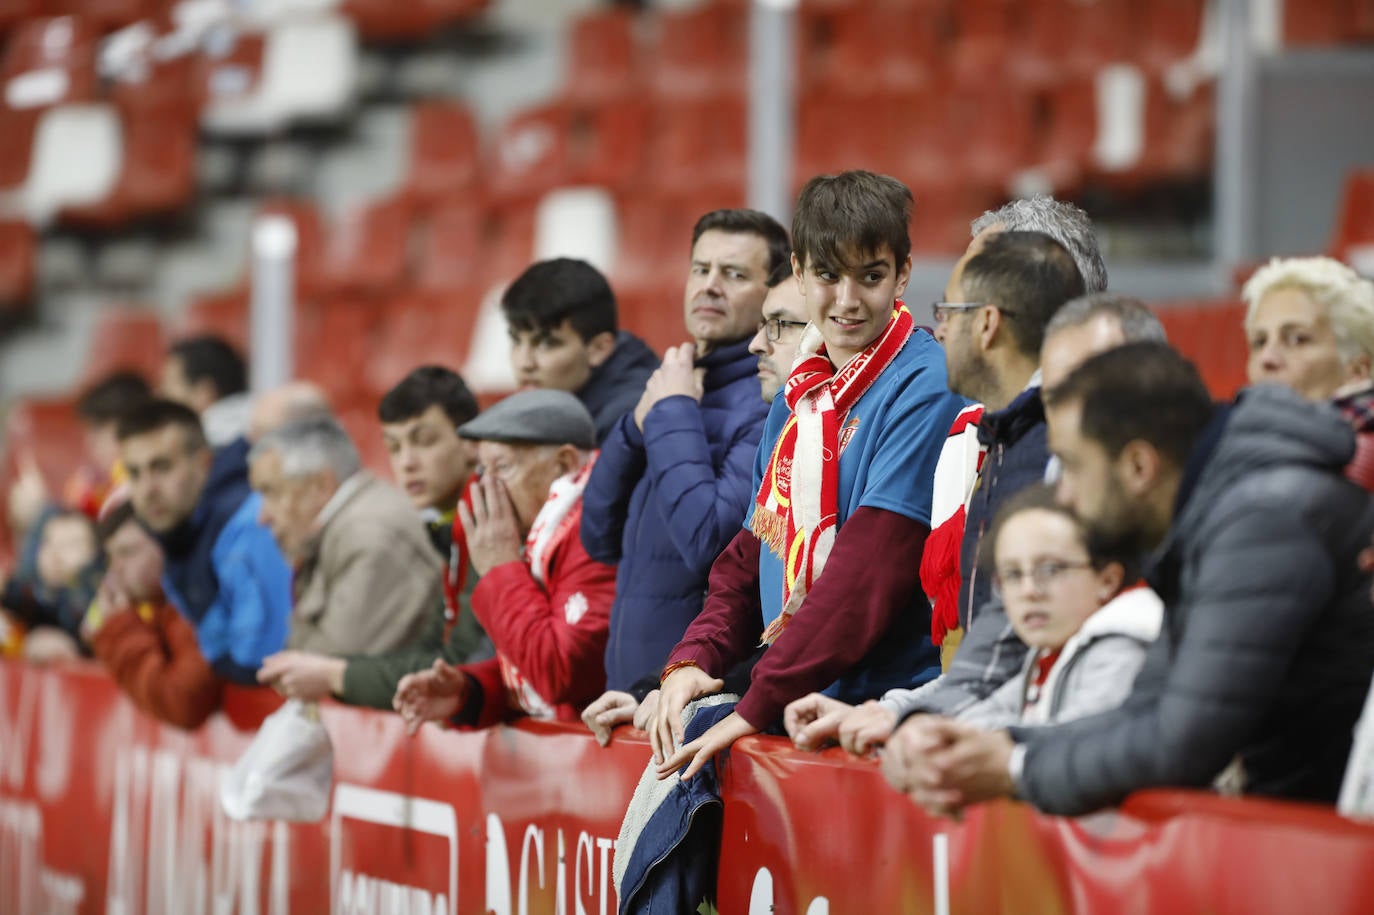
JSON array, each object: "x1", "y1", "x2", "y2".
[{"x1": 1244, "y1": 255, "x2": 1374, "y2": 490}]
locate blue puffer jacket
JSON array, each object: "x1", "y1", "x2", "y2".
[
  {"x1": 582, "y1": 337, "x2": 770, "y2": 691},
  {"x1": 579, "y1": 331, "x2": 660, "y2": 445},
  {"x1": 957, "y1": 385, "x2": 1049, "y2": 629},
  {"x1": 156, "y1": 437, "x2": 293, "y2": 685}
]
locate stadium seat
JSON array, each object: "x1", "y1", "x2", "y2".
[
  {"x1": 294, "y1": 298, "x2": 377, "y2": 403},
  {"x1": 533, "y1": 186, "x2": 617, "y2": 275},
  {"x1": 60, "y1": 101, "x2": 196, "y2": 227},
  {"x1": 1017, "y1": 0, "x2": 1133, "y2": 86},
  {"x1": 938, "y1": 88, "x2": 1037, "y2": 188},
  {"x1": 564, "y1": 6, "x2": 643, "y2": 105},
  {"x1": 342, "y1": 0, "x2": 485, "y2": 42},
  {"x1": 319, "y1": 194, "x2": 412, "y2": 296},
  {"x1": 177, "y1": 289, "x2": 249, "y2": 351},
  {"x1": 1282, "y1": 0, "x2": 1358, "y2": 47},
  {"x1": 79, "y1": 305, "x2": 165, "y2": 384},
  {"x1": 651, "y1": 1, "x2": 747, "y2": 100},
  {"x1": 646, "y1": 93, "x2": 746, "y2": 204},
  {"x1": 11, "y1": 103, "x2": 123, "y2": 225},
  {"x1": 403, "y1": 100, "x2": 480, "y2": 210},
  {"x1": 1155, "y1": 299, "x2": 1248, "y2": 398},
  {"x1": 618, "y1": 282, "x2": 689, "y2": 357},
  {"x1": 0, "y1": 220, "x2": 36, "y2": 311},
  {"x1": 482, "y1": 203, "x2": 536, "y2": 291},
  {"x1": 610, "y1": 195, "x2": 678, "y2": 304},
  {"x1": 568, "y1": 99, "x2": 652, "y2": 191},
  {"x1": 412, "y1": 197, "x2": 486, "y2": 293},
  {"x1": 794, "y1": 91, "x2": 907, "y2": 196},
  {"x1": 51, "y1": 0, "x2": 167, "y2": 33},
  {"x1": 365, "y1": 287, "x2": 485, "y2": 400},
  {"x1": 1136, "y1": 0, "x2": 1207, "y2": 72},
  {"x1": 0, "y1": 106, "x2": 40, "y2": 193},
  {"x1": 0, "y1": 0, "x2": 49, "y2": 34},
  {"x1": 487, "y1": 102, "x2": 572, "y2": 203},
  {"x1": 335, "y1": 404, "x2": 388, "y2": 475},
  {"x1": 949, "y1": 0, "x2": 1015, "y2": 86},
  {"x1": 107, "y1": 45, "x2": 206, "y2": 123},
  {"x1": 1, "y1": 16, "x2": 100, "y2": 110},
  {"x1": 797, "y1": 1, "x2": 941, "y2": 95},
  {"x1": 1331, "y1": 167, "x2": 1374, "y2": 274},
  {"x1": 201, "y1": 15, "x2": 358, "y2": 136}
]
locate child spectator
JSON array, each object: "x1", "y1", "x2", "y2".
[{"x1": 0, "y1": 510, "x2": 102, "y2": 660}]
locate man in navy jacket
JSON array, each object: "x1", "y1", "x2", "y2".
[
  {"x1": 117, "y1": 399, "x2": 292, "y2": 685},
  {"x1": 581, "y1": 209, "x2": 789, "y2": 699}
]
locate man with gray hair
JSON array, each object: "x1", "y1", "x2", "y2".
[
  {"x1": 249, "y1": 417, "x2": 441, "y2": 662},
  {"x1": 970, "y1": 195, "x2": 1108, "y2": 294},
  {"x1": 785, "y1": 292, "x2": 1167, "y2": 755}
]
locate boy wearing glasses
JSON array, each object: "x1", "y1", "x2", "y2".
[{"x1": 647, "y1": 171, "x2": 966, "y2": 779}]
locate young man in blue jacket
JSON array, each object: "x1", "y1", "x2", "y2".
[
  {"x1": 580, "y1": 209, "x2": 789, "y2": 700},
  {"x1": 117, "y1": 399, "x2": 292, "y2": 685},
  {"x1": 502, "y1": 258, "x2": 659, "y2": 445}
]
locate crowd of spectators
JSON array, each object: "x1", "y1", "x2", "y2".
[{"x1": 4, "y1": 169, "x2": 1374, "y2": 908}]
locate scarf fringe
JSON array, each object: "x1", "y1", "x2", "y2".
[{"x1": 750, "y1": 510, "x2": 788, "y2": 557}]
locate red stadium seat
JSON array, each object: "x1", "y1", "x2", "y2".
[
  {"x1": 1154, "y1": 300, "x2": 1248, "y2": 399},
  {"x1": 1136, "y1": 0, "x2": 1207, "y2": 72},
  {"x1": 0, "y1": 220, "x2": 36, "y2": 311},
  {"x1": 80, "y1": 305, "x2": 165, "y2": 384},
  {"x1": 1013, "y1": 0, "x2": 1131, "y2": 86},
  {"x1": 404, "y1": 101, "x2": 480, "y2": 210},
  {"x1": 320, "y1": 194, "x2": 413, "y2": 297},
  {"x1": 60, "y1": 102, "x2": 196, "y2": 227},
  {"x1": 618, "y1": 282, "x2": 689, "y2": 357},
  {"x1": 0, "y1": 0, "x2": 51, "y2": 34},
  {"x1": 939, "y1": 89, "x2": 1037, "y2": 188},
  {"x1": 342, "y1": 0, "x2": 485, "y2": 42},
  {"x1": 1331, "y1": 168, "x2": 1374, "y2": 267},
  {"x1": 335, "y1": 405, "x2": 388, "y2": 476},
  {"x1": 412, "y1": 197, "x2": 486, "y2": 294},
  {"x1": 794, "y1": 91, "x2": 908, "y2": 196},
  {"x1": 482, "y1": 203, "x2": 535, "y2": 291},
  {"x1": 949, "y1": 0, "x2": 1015, "y2": 86},
  {"x1": 108, "y1": 48, "x2": 205, "y2": 123},
  {"x1": 1, "y1": 16, "x2": 99, "y2": 110},
  {"x1": 651, "y1": 1, "x2": 747, "y2": 100},
  {"x1": 365, "y1": 288, "x2": 485, "y2": 401},
  {"x1": 295, "y1": 299, "x2": 378, "y2": 404},
  {"x1": 487, "y1": 102, "x2": 572, "y2": 203},
  {"x1": 610, "y1": 195, "x2": 677, "y2": 302},
  {"x1": 1282, "y1": 0, "x2": 1357, "y2": 47},
  {"x1": 798, "y1": 2, "x2": 941, "y2": 95},
  {"x1": 0, "y1": 106, "x2": 40, "y2": 192},
  {"x1": 564, "y1": 7, "x2": 643, "y2": 105},
  {"x1": 568, "y1": 99, "x2": 652, "y2": 191},
  {"x1": 177, "y1": 290, "x2": 249, "y2": 352},
  {"x1": 50, "y1": 0, "x2": 167, "y2": 33},
  {"x1": 646, "y1": 94, "x2": 746, "y2": 204}
]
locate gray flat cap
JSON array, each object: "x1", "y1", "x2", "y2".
[{"x1": 457, "y1": 389, "x2": 597, "y2": 450}]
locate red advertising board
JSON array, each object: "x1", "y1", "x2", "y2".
[{"x1": 4, "y1": 659, "x2": 1374, "y2": 914}]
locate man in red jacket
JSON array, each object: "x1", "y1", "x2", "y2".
[
  {"x1": 84, "y1": 497, "x2": 223, "y2": 729},
  {"x1": 394, "y1": 390, "x2": 617, "y2": 731}
]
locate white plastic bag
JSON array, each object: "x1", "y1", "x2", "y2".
[{"x1": 221, "y1": 699, "x2": 334, "y2": 822}]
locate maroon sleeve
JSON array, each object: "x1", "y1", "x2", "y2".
[
  {"x1": 665, "y1": 528, "x2": 763, "y2": 677},
  {"x1": 734, "y1": 507, "x2": 930, "y2": 730}
]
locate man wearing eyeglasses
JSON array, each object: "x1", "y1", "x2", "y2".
[
  {"x1": 749, "y1": 273, "x2": 811, "y2": 403},
  {"x1": 579, "y1": 209, "x2": 784, "y2": 732}
]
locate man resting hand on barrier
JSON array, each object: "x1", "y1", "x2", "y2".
[{"x1": 393, "y1": 391, "x2": 617, "y2": 733}]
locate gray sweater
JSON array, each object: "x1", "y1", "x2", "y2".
[{"x1": 1014, "y1": 386, "x2": 1374, "y2": 815}]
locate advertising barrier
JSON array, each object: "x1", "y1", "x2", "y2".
[{"x1": 3, "y1": 659, "x2": 1374, "y2": 914}]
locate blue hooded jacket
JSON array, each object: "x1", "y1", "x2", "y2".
[
  {"x1": 579, "y1": 331, "x2": 660, "y2": 445},
  {"x1": 155, "y1": 437, "x2": 293, "y2": 685},
  {"x1": 582, "y1": 337, "x2": 770, "y2": 690}
]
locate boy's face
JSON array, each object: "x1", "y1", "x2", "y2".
[
  {"x1": 794, "y1": 243, "x2": 911, "y2": 366},
  {"x1": 37, "y1": 516, "x2": 97, "y2": 588},
  {"x1": 382, "y1": 405, "x2": 476, "y2": 513},
  {"x1": 994, "y1": 508, "x2": 1109, "y2": 652},
  {"x1": 508, "y1": 319, "x2": 614, "y2": 395}
]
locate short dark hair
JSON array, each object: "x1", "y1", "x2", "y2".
[
  {"x1": 1044, "y1": 342, "x2": 1214, "y2": 468},
  {"x1": 792, "y1": 171, "x2": 912, "y2": 273},
  {"x1": 96, "y1": 500, "x2": 137, "y2": 545},
  {"x1": 115, "y1": 398, "x2": 209, "y2": 450},
  {"x1": 377, "y1": 366, "x2": 480, "y2": 428},
  {"x1": 167, "y1": 336, "x2": 247, "y2": 400},
  {"x1": 692, "y1": 208, "x2": 792, "y2": 285},
  {"x1": 961, "y1": 230, "x2": 1087, "y2": 358},
  {"x1": 500, "y1": 258, "x2": 617, "y2": 341},
  {"x1": 77, "y1": 371, "x2": 153, "y2": 424},
  {"x1": 983, "y1": 483, "x2": 1140, "y2": 583}
]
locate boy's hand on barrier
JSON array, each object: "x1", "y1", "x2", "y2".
[
  {"x1": 784, "y1": 692, "x2": 853, "y2": 750},
  {"x1": 633, "y1": 689, "x2": 660, "y2": 731},
  {"x1": 651, "y1": 664, "x2": 724, "y2": 765},
  {"x1": 655, "y1": 710, "x2": 756, "y2": 782},
  {"x1": 393, "y1": 659, "x2": 469, "y2": 735},
  {"x1": 257, "y1": 651, "x2": 345, "y2": 701},
  {"x1": 582, "y1": 690, "x2": 638, "y2": 747},
  {"x1": 838, "y1": 701, "x2": 899, "y2": 757}
]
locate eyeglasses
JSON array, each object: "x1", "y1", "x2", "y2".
[
  {"x1": 992, "y1": 560, "x2": 1093, "y2": 596},
  {"x1": 930, "y1": 302, "x2": 1021, "y2": 325},
  {"x1": 763, "y1": 317, "x2": 809, "y2": 342}
]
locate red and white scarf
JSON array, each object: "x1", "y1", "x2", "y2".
[
  {"x1": 751, "y1": 302, "x2": 914, "y2": 644},
  {"x1": 499, "y1": 457, "x2": 596, "y2": 718}
]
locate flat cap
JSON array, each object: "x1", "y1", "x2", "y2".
[{"x1": 457, "y1": 389, "x2": 598, "y2": 450}]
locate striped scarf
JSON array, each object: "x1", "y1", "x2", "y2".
[{"x1": 751, "y1": 302, "x2": 914, "y2": 644}]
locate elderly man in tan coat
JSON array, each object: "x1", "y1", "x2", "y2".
[{"x1": 249, "y1": 416, "x2": 440, "y2": 657}]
